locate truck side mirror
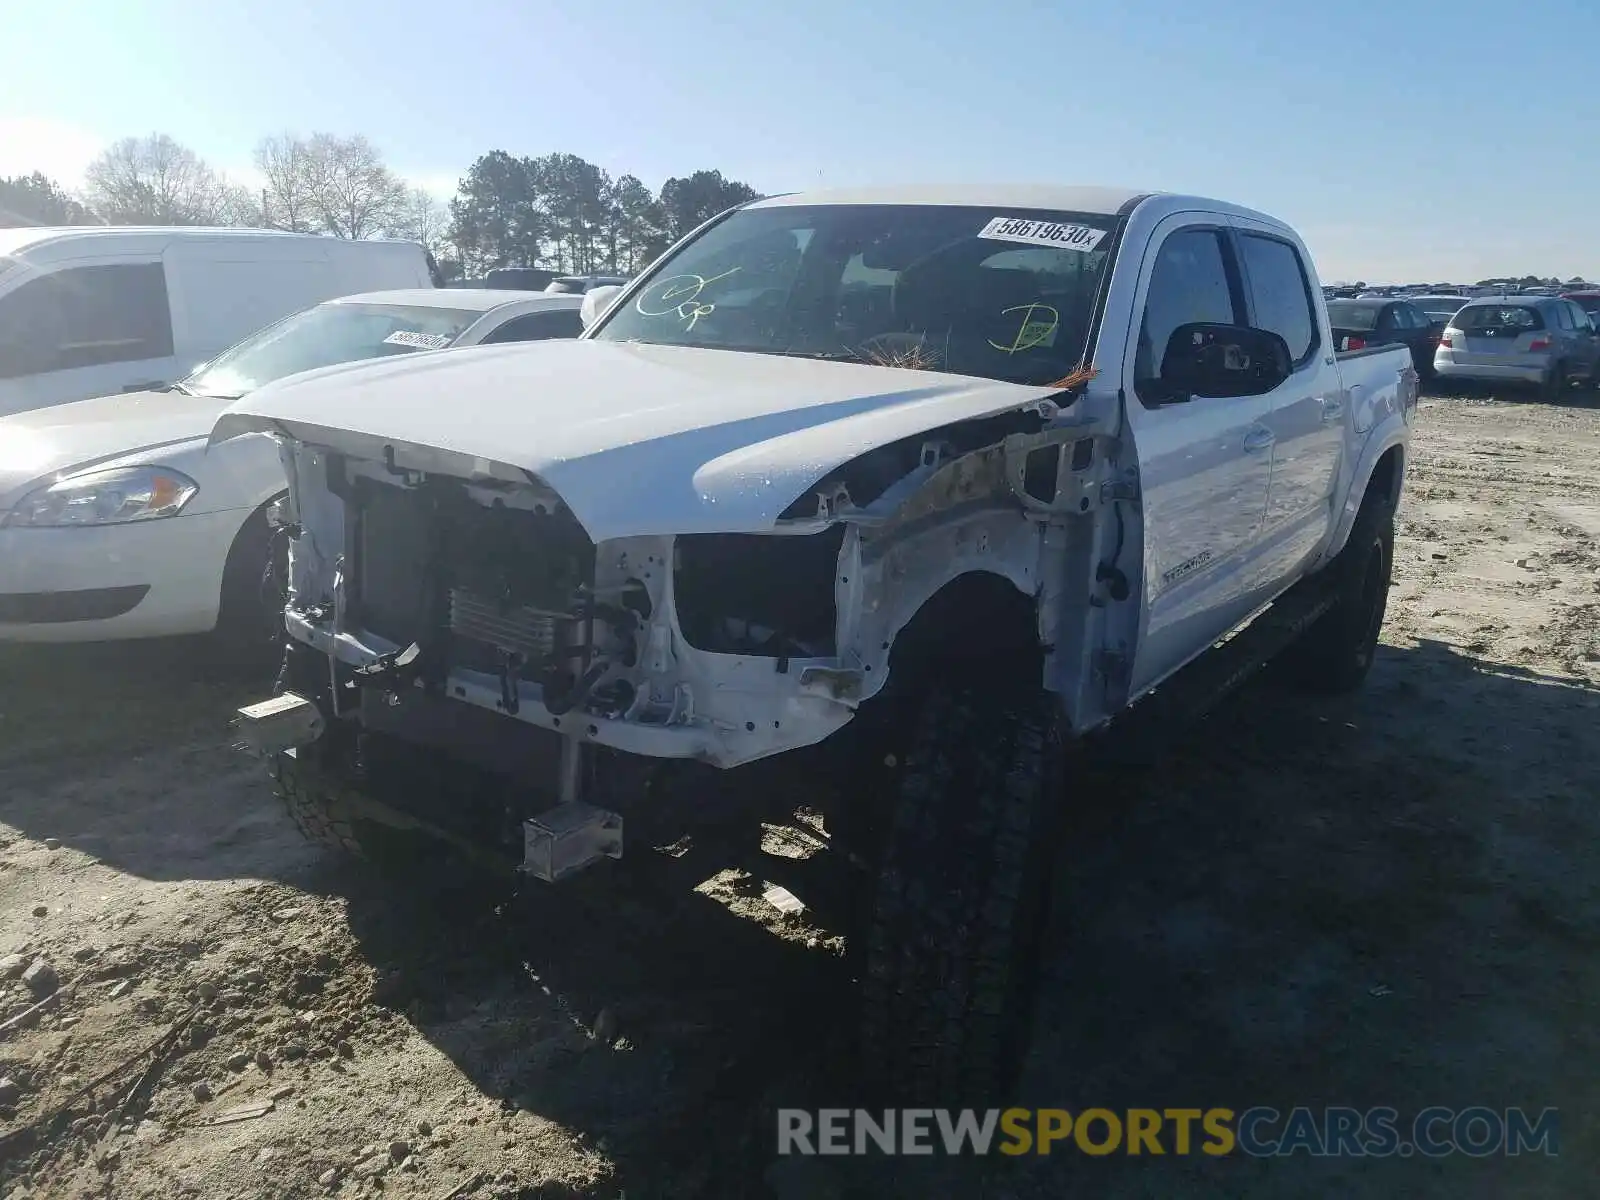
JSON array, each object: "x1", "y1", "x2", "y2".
[
  {"x1": 1158, "y1": 323, "x2": 1291, "y2": 400},
  {"x1": 580, "y1": 285, "x2": 623, "y2": 330}
]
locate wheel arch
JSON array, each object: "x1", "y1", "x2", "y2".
[
  {"x1": 1320, "y1": 435, "x2": 1406, "y2": 569},
  {"x1": 215, "y1": 488, "x2": 289, "y2": 629},
  {"x1": 884, "y1": 567, "x2": 1045, "y2": 690}
]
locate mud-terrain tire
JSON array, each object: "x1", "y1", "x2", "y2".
[
  {"x1": 857, "y1": 685, "x2": 1064, "y2": 1104},
  {"x1": 1282, "y1": 488, "x2": 1394, "y2": 694},
  {"x1": 269, "y1": 641, "x2": 367, "y2": 859},
  {"x1": 269, "y1": 749, "x2": 369, "y2": 859}
]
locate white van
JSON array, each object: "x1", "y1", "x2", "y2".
[{"x1": 0, "y1": 227, "x2": 434, "y2": 417}]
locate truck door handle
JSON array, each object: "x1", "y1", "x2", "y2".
[{"x1": 1243, "y1": 426, "x2": 1275, "y2": 453}]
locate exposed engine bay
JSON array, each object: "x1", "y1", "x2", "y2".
[{"x1": 270, "y1": 403, "x2": 1120, "y2": 779}]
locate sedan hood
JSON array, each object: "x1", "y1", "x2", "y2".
[
  {"x1": 0, "y1": 389, "x2": 234, "y2": 512},
  {"x1": 211, "y1": 340, "x2": 1064, "y2": 540}
]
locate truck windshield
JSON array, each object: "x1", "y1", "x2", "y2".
[
  {"x1": 591, "y1": 204, "x2": 1118, "y2": 386},
  {"x1": 184, "y1": 303, "x2": 482, "y2": 399}
]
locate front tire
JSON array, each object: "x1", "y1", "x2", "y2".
[
  {"x1": 269, "y1": 748, "x2": 370, "y2": 859},
  {"x1": 211, "y1": 503, "x2": 288, "y2": 674},
  {"x1": 857, "y1": 686, "x2": 1063, "y2": 1103},
  {"x1": 1283, "y1": 490, "x2": 1394, "y2": 694}
]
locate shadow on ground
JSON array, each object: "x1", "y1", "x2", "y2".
[{"x1": 2, "y1": 635, "x2": 1597, "y2": 1197}]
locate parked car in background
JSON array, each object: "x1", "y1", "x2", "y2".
[
  {"x1": 1561, "y1": 290, "x2": 1600, "y2": 322},
  {"x1": 0, "y1": 228, "x2": 434, "y2": 417},
  {"x1": 0, "y1": 291, "x2": 583, "y2": 658},
  {"x1": 1409, "y1": 294, "x2": 1473, "y2": 325},
  {"x1": 1326, "y1": 298, "x2": 1441, "y2": 378},
  {"x1": 543, "y1": 274, "x2": 630, "y2": 295},
  {"x1": 1435, "y1": 298, "x2": 1600, "y2": 398},
  {"x1": 483, "y1": 266, "x2": 557, "y2": 291}
]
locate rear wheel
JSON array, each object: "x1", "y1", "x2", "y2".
[
  {"x1": 855, "y1": 685, "x2": 1064, "y2": 1103},
  {"x1": 1542, "y1": 362, "x2": 1567, "y2": 401},
  {"x1": 1282, "y1": 489, "x2": 1394, "y2": 694}
]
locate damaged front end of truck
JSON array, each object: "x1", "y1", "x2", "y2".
[{"x1": 223, "y1": 351, "x2": 1130, "y2": 884}]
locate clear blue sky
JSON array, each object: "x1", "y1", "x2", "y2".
[{"x1": 4, "y1": 0, "x2": 1597, "y2": 281}]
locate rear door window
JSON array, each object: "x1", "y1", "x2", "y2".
[
  {"x1": 1238, "y1": 234, "x2": 1318, "y2": 366},
  {"x1": 0, "y1": 262, "x2": 174, "y2": 379}
]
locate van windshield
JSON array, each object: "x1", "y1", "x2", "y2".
[
  {"x1": 184, "y1": 302, "x2": 482, "y2": 399},
  {"x1": 590, "y1": 203, "x2": 1119, "y2": 386}
]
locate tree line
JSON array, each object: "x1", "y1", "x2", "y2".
[{"x1": 0, "y1": 132, "x2": 762, "y2": 278}]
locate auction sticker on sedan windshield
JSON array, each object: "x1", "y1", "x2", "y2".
[
  {"x1": 383, "y1": 330, "x2": 453, "y2": 350},
  {"x1": 978, "y1": 217, "x2": 1106, "y2": 252}
]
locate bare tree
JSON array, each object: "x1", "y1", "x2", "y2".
[
  {"x1": 389, "y1": 187, "x2": 449, "y2": 251},
  {"x1": 84, "y1": 133, "x2": 238, "y2": 225},
  {"x1": 254, "y1": 133, "x2": 315, "y2": 231},
  {"x1": 303, "y1": 133, "x2": 407, "y2": 238}
]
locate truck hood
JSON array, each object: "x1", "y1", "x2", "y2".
[
  {"x1": 211, "y1": 340, "x2": 1064, "y2": 540},
  {"x1": 0, "y1": 388, "x2": 233, "y2": 512}
]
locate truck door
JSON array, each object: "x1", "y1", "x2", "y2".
[
  {"x1": 1122, "y1": 219, "x2": 1275, "y2": 696},
  {"x1": 1230, "y1": 220, "x2": 1345, "y2": 590}
]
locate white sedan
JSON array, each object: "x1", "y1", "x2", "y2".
[{"x1": 0, "y1": 289, "x2": 582, "y2": 659}]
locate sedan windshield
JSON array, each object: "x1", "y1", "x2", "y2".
[
  {"x1": 591, "y1": 203, "x2": 1119, "y2": 386},
  {"x1": 183, "y1": 303, "x2": 483, "y2": 399}
]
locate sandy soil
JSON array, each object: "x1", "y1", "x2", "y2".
[{"x1": 1, "y1": 388, "x2": 1597, "y2": 1199}]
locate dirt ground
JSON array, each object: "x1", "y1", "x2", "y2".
[{"x1": 2, "y1": 388, "x2": 1598, "y2": 1199}]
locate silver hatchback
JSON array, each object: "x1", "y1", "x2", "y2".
[{"x1": 1434, "y1": 298, "x2": 1600, "y2": 397}]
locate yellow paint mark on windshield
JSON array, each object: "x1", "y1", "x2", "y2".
[
  {"x1": 989, "y1": 303, "x2": 1059, "y2": 353},
  {"x1": 636, "y1": 267, "x2": 743, "y2": 330}
]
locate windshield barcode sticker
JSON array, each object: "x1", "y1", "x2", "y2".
[
  {"x1": 383, "y1": 330, "x2": 452, "y2": 350},
  {"x1": 977, "y1": 217, "x2": 1106, "y2": 253}
]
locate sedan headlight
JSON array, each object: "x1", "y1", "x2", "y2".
[{"x1": 5, "y1": 467, "x2": 199, "y2": 527}]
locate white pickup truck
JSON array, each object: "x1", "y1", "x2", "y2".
[{"x1": 217, "y1": 185, "x2": 1416, "y2": 1101}]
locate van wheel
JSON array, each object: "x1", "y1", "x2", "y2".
[
  {"x1": 1283, "y1": 490, "x2": 1394, "y2": 694},
  {"x1": 856, "y1": 685, "x2": 1063, "y2": 1103},
  {"x1": 211, "y1": 503, "x2": 287, "y2": 675},
  {"x1": 1542, "y1": 363, "x2": 1567, "y2": 401}
]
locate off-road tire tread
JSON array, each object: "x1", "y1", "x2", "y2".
[
  {"x1": 269, "y1": 750, "x2": 370, "y2": 859},
  {"x1": 858, "y1": 686, "x2": 1061, "y2": 1104},
  {"x1": 1283, "y1": 489, "x2": 1395, "y2": 694}
]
